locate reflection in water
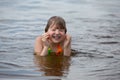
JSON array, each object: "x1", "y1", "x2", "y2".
[{"x1": 34, "y1": 55, "x2": 71, "y2": 77}]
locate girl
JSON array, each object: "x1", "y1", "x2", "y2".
[{"x1": 34, "y1": 16, "x2": 71, "y2": 56}]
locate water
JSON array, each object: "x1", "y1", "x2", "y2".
[{"x1": 0, "y1": 0, "x2": 120, "y2": 80}]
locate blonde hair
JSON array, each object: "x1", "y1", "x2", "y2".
[{"x1": 45, "y1": 16, "x2": 67, "y2": 33}]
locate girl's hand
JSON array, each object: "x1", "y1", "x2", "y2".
[
  {"x1": 64, "y1": 34, "x2": 71, "y2": 48},
  {"x1": 41, "y1": 33, "x2": 50, "y2": 47}
]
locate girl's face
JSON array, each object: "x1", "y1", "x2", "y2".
[{"x1": 47, "y1": 24, "x2": 66, "y2": 44}]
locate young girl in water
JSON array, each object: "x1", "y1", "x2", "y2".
[{"x1": 34, "y1": 16, "x2": 71, "y2": 56}]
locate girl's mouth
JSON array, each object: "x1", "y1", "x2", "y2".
[{"x1": 52, "y1": 34, "x2": 61, "y2": 40}]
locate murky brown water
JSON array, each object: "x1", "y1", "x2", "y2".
[{"x1": 0, "y1": 0, "x2": 120, "y2": 80}]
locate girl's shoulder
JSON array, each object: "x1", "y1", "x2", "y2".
[
  {"x1": 35, "y1": 35, "x2": 42, "y2": 41},
  {"x1": 35, "y1": 35, "x2": 43, "y2": 44}
]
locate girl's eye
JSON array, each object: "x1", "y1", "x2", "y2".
[
  {"x1": 59, "y1": 29, "x2": 64, "y2": 32},
  {"x1": 52, "y1": 29, "x2": 56, "y2": 31}
]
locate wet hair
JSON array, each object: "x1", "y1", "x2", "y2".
[{"x1": 45, "y1": 16, "x2": 67, "y2": 33}]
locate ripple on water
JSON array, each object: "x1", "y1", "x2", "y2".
[{"x1": 99, "y1": 41, "x2": 119, "y2": 44}]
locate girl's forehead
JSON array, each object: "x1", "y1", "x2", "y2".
[{"x1": 50, "y1": 24, "x2": 60, "y2": 29}]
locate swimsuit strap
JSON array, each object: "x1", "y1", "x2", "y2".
[{"x1": 48, "y1": 44, "x2": 63, "y2": 56}]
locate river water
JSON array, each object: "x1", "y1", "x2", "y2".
[{"x1": 0, "y1": 0, "x2": 120, "y2": 80}]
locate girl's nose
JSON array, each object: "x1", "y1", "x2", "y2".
[{"x1": 55, "y1": 29, "x2": 60, "y2": 34}]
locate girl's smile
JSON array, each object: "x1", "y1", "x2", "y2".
[
  {"x1": 52, "y1": 34, "x2": 61, "y2": 40},
  {"x1": 49, "y1": 32, "x2": 65, "y2": 43}
]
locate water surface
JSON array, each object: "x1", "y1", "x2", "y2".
[{"x1": 0, "y1": 0, "x2": 120, "y2": 80}]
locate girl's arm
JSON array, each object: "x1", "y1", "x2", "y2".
[
  {"x1": 34, "y1": 36, "x2": 43, "y2": 55},
  {"x1": 40, "y1": 46, "x2": 49, "y2": 56},
  {"x1": 63, "y1": 34, "x2": 71, "y2": 56},
  {"x1": 34, "y1": 33, "x2": 50, "y2": 56}
]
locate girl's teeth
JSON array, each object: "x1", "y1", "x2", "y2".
[{"x1": 52, "y1": 35, "x2": 61, "y2": 39}]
